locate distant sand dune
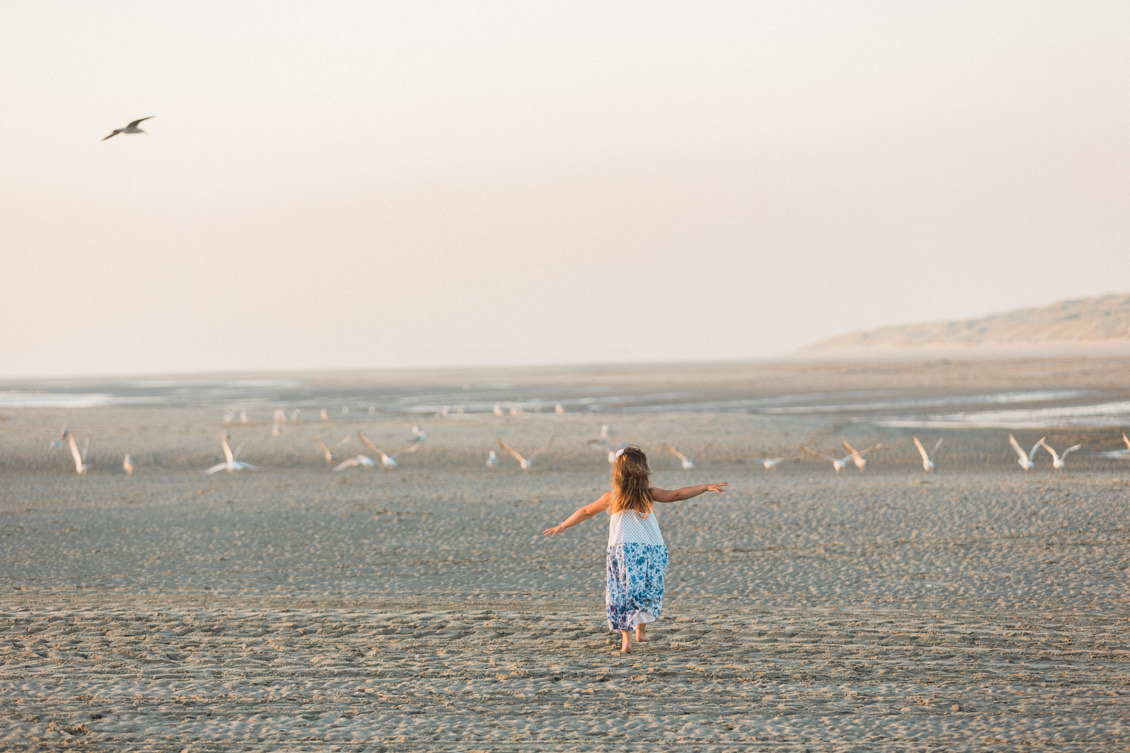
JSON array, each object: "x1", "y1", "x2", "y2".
[{"x1": 805, "y1": 293, "x2": 1130, "y2": 352}]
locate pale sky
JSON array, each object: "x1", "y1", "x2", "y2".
[{"x1": 3, "y1": 1, "x2": 1128, "y2": 379}]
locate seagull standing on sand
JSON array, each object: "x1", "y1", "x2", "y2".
[
  {"x1": 912, "y1": 436, "x2": 943, "y2": 473},
  {"x1": 486, "y1": 450, "x2": 499, "y2": 469},
  {"x1": 1008, "y1": 434, "x2": 1044, "y2": 471},
  {"x1": 1038, "y1": 439, "x2": 1082, "y2": 471},
  {"x1": 102, "y1": 116, "x2": 154, "y2": 141},
  {"x1": 498, "y1": 436, "x2": 554, "y2": 472},
  {"x1": 205, "y1": 432, "x2": 258, "y2": 474},
  {"x1": 663, "y1": 443, "x2": 696, "y2": 470}
]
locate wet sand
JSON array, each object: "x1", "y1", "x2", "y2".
[{"x1": 1, "y1": 357, "x2": 1128, "y2": 751}]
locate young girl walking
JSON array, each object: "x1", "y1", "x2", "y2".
[{"x1": 543, "y1": 445, "x2": 728, "y2": 653}]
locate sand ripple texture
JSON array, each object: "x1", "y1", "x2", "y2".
[{"x1": 1, "y1": 464, "x2": 1127, "y2": 752}]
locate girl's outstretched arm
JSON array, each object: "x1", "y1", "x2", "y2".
[
  {"x1": 651, "y1": 482, "x2": 728, "y2": 503},
  {"x1": 543, "y1": 492, "x2": 612, "y2": 537}
]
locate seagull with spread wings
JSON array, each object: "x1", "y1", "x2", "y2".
[
  {"x1": 358, "y1": 431, "x2": 420, "y2": 469},
  {"x1": 800, "y1": 445, "x2": 859, "y2": 473},
  {"x1": 912, "y1": 436, "x2": 944, "y2": 473},
  {"x1": 497, "y1": 436, "x2": 554, "y2": 472},
  {"x1": 102, "y1": 116, "x2": 154, "y2": 141},
  {"x1": 663, "y1": 443, "x2": 697, "y2": 470},
  {"x1": 740, "y1": 456, "x2": 795, "y2": 470},
  {"x1": 841, "y1": 440, "x2": 882, "y2": 471},
  {"x1": 63, "y1": 428, "x2": 88, "y2": 475},
  {"x1": 205, "y1": 431, "x2": 257, "y2": 474},
  {"x1": 1038, "y1": 439, "x2": 1082, "y2": 471},
  {"x1": 1009, "y1": 434, "x2": 1044, "y2": 471}
]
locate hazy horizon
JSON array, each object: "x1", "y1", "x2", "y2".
[{"x1": 4, "y1": 2, "x2": 1128, "y2": 380}]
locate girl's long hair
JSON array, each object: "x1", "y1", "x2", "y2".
[{"x1": 610, "y1": 446, "x2": 653, "y2": 515}]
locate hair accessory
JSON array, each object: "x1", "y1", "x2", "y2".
[{"x1": 615, "y1": 447, "x2": 627, "y2": 458}]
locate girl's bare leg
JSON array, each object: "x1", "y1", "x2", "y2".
[
  {"x1": 635, "y1": 623, "x2": 649, "y2": 643},
  {"x1": 620, "y1": 630, "x2": 631, "y2": 653}
]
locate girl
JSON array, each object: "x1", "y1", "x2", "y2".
[{"x1": 543, "y1": 446, "x2": 728, "y2": 653}]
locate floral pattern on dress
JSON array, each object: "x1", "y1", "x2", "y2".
[{"x1": 606, "y1": 542, "x2": 669, "y2": 631}]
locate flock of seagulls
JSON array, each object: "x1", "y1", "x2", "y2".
[
  {"x1": 798, "y1": 441, "x2": 883, "y2": 473},
  {"x1": 43, "y1": 410, "x2": 1130, "y2": 477}
]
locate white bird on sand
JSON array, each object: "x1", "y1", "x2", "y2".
[
  {"x1": 799, "y1": 445, "x2": 863, "y2": 473},
  {"x1": 841, "y1": 440, "x2": 882, "y2": 471},
  {"x1": 1008, "y1": 434, "x2": 1045, "y2": 471},
  {"x1": 912, "y1": 436, "x2": 943, "y2": 473},
  {"x1": 486, "y1": 450, "x2": 499, "y2": 469},
  {"x1": 102, "y1": 116, "x2": 154, "y2": 141},
  {"x1": 205, "y1": 432, "x2": 257, "y2": 474},
  {"x1": 1038, "y1": 439, "x2": 1082, "y2": 471},
  {"x1": 741, "y1": 457, "x2": 795, "y2": 470},
  {"x1": 123, "y1": 453, "x2": 135, "y2": 476},
  {"x1": 64, "y1": 429, "x2": 88, "y2": 475},
  {"x1": 332, "y1": 455, "x2": 376, "y2": 471},
  {"x1": 358, "y1": 431, "x2": 419, "y2": 468},
  {"x1": 663, "y1": 443, "x2": 696, "y2": 470},
  {"x1": 314, "y1": 434, "x2": 336, "y2": 465},
  {"x1": 498, "y1": 436, "x2": 554, "y2": 472},
  {"x1": 410, "y1": 425, "x2": 427, "y2": 444}
]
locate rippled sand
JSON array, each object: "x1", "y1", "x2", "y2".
[{"x1": 1, "y1": 360, "x2": 1128, "y2": 751}]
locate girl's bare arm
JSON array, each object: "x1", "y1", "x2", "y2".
[
  {"x1": 650, "y1": 482, "x2": 728, "y2": 503},
  {"x1": 543, "y1": 492, "x2": 612, "y2": 536}
]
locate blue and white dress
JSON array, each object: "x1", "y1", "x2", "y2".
[{"x1": 606, "y1": 508, "x2": 669, "y2": 632}]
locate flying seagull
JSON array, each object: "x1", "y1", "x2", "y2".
[
  {"x1": 841, "y1": 440, "x2": 882, "y2": 471},
  {"x1": 1037, "y1": 439, "x2": 1082, "y2": 471},
  {"x1": 358, "y1": 431, "x2": 419, "y2": 468},
  {"x1": 663, "y1": 443, "x2": 696, "y2": 470},
  {"x1": 800, "y1": 445, "x2": 864, "y2": 473},
  {"x1": 497, "y1": 436, "x2": 554, "y2": 472},
  {"x1": 1008, "y1": 434, "x2": 1044, "y2": 471},
  {"x1": 205, "y1": 431, "x2": 257, "y2": 474},
  {"x1": 912, "y1": 436, "x2": 944, "y2": 473},
  {"x1": 102, "y1": 116, "x2": 154, "y2": 141},
  {"x1": 740, "y1": 456, "x2": 795, "y2": 470},
  {"x1": 333, "y1": 455, "x2": 376, "y2": 471},
  {"x1": 314, "y1": 433, "x2": 337, "y2": 465},
  {"x1": 63, "y1": 428, "x2": 88, "y2": 475}
]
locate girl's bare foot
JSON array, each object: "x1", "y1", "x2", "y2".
[
  {"x1": 635, "y1": 624, "x2": 649, "y2": 643},
  {"x1": 620, "y1": 630, "x2": 631, "y2": 653}
]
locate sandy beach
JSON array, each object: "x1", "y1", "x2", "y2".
[{"x1": 1, "y1": 357, "x2": 1128, "y2": 751}]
